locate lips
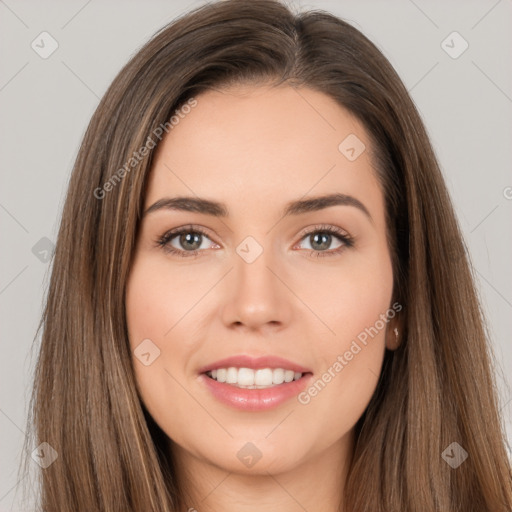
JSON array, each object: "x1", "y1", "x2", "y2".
[{"x1": 198, "y1": 355, "x2": 313, "y2": 411}]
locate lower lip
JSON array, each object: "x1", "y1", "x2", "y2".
[{"x1": 200, "y1": 373, "x2": 313, "y2": 411}]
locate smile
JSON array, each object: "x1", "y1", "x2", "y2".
[{"x1": 199, "y1": 355, "x2": 313, "y2": 411}]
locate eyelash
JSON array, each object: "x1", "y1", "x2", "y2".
[{"x1": 155, "y1": 223, "x2": 354, "y2": 259}]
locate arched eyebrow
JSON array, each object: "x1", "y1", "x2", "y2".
[{"x1": 143, "y1": 193, "x2": 372, "y2": 223}]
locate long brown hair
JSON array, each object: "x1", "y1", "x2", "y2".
[{"x1": 21, "y1": 1, "x2": 512, "y2": 510}]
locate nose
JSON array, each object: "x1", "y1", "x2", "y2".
[{"x1": 221, "y1": 243, "x2": 293, "y2": 332}]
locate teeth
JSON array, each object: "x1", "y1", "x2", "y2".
[
  {"x1": 206, "y1": 367, "x2": 303, "y2": 388},
  {"x1": 254, "y1": 368, "x2": 272, "y2": 386},
  {"x1": 273, "y1": 368, "x2": 284, "y2": 384},
  {"x1": 239, "y1": 367, "x2": 255, "y2": 386},
  {"x1": 226, "y1": 367, "x2": 238, "y2": 384}
]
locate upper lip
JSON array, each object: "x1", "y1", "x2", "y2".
[{"x1": 198, "y1": 355, "x2": 312, "y2": 374}]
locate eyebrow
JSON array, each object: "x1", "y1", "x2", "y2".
[{"x1": 143, "y1": 193, "x2": 372, "y2": 222}]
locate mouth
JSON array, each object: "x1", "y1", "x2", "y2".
[{"x1": 198, "y1": 355, "x2": 313, "y2": 411}]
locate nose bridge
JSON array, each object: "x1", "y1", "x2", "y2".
[{"x1": 223, "y1": 234, "x2": 292, "y2": 329}]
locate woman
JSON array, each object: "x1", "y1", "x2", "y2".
[{"x1": 23, "y1": 0, "x2": 512, "y2": 510}]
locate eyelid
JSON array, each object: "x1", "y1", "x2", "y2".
[
  {"x1": 160, "y1": 224, "x2": 216, "y2": 241},
  {"x1": 295, "y1": 223, "x2": 351, "y2": 241}
]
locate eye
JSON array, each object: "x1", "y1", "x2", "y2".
[
  {"x1": 156, "y1": 225, "x2": 217, "y2": 258},
  {"x1": 156, "y1": 223, "x2": 354, "y2": 259},
  {"x1": 295, "y1": 224, "x2": 354, "y2": 258}
]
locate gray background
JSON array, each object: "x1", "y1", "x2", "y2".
[{"x1": 1, "y1": 0, "x2": 511, "y2": 509}]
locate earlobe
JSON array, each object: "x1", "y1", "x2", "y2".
[{"x1": 385, "y1": 320, "x2": 402, "y2": 351}]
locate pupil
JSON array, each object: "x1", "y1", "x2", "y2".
[
  {"x1": 181, "y1": 233, "x2": 201, "y2": 250},
  {"x1": 311, "y1": 233, "x2": 330, "y2": 251}
]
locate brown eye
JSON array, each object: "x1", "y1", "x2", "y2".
[{"x1": 177, "y1": 232, "x2": 203, "y2": 251}]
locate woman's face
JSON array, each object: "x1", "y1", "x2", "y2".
[{"x1": 125, "y1": 84, "x2": 396, "y2": 476}]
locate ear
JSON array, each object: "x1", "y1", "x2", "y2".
[{"x1": 385, "y1": 315, "x2": 402, "y2": 351}]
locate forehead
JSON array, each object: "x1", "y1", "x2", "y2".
[{"x1": 145, "y1": 84, "x2": 384, "y2": 224}]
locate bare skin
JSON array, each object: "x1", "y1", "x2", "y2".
[{"x1": 125, "y1": 84, "x2": 398, "y2": 512}]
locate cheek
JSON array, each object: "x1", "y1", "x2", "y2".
[
  {"x1": 125, "y1": 257, "x2": 194, "y2": 399},
  {"x1": 125, "y1": 257, "x2": 244, "y2": 469},
  {"x1": 332, "y1": 264, "x2": 393, "y2": 344},
  {"x1": 298, "y1": 249, "x2": 394, "y2": 420},
  {"x1": 125, "y1": 256, "x2": 206, "y2": 352},
  {"x1": 311, "y1": 245, "x2": 394, "y2": 351}
]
